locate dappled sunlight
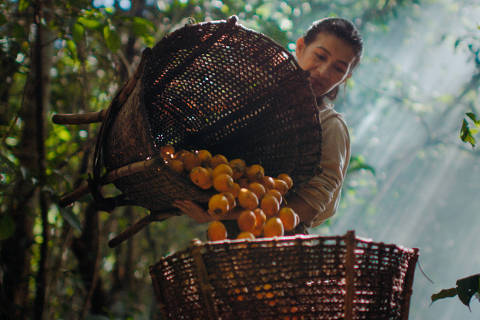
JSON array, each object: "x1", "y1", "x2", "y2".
[{"x1": 318, "y1": 1, "x2": 480, "y2": 319}]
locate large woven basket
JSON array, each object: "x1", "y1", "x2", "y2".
[
  {"x1": 95, "y1": 15, "x2": 321, "y2": 213},
  {"x1": 53, "y1": 16, "x2": 321, "y2": 247},
  {"x1": 150, "y1": 231, "x2": 419, "y2": 319}
]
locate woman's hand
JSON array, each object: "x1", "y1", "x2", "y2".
[{"x1": 172, "y1": 200, "x2": 216, "y2": 224}]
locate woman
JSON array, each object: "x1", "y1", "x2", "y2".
[{"x1": 173, "y1": 17, "x2": 363, "y2": 235}]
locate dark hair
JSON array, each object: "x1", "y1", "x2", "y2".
[{"x1": 304, "y1": 17, "x2": 363, "y2": 100}]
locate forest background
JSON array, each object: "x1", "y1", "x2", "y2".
[{"x1": 1, "y1": 0, "x2": 479, "y2": 319}]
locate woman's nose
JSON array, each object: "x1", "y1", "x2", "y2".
[{"x1": 311, "y1": 63, "x2": 329, "y2": 78}]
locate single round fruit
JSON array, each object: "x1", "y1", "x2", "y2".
[
  {"x1": 230, "y1": 158, "x2": 246, "y2": 180},
  {"x1": 197, "y1": 149, "x2": 212, "y2": 166},
  {"x1": 208, "y1": 194, "x2": 230, "y2": 215},
  {"x1": 273, "y1": 179, "x2": 289, "y2": 196},
  {"x1": 278, "y1": 207, "x2": 298, "y2": 231},
  {"x1": 212, "y1": 163, "x2": 234, "y2": 178},
  {"x1": 213, "y1": 173, "x2": 235, "y2": 193},
  {"x1": 246, "y1": 164, "x2": 265, "y2": 182},
  {"x1": 160, "y1": 145, "x2": 175, "y2": 159},
  {"x1": 207, "y1": 221, "x2": 227, "y2": 241},
  {"x1": 210, "y1": 154, "x2": 229, "y2": 168},
  {"x1": 183, "y1": 152, "x2": 201, "y2": 172},
  {"x1": 230, "y1": 183, "x2": 241, "y2": 198},
  {"x1": 265, "y1": 189, "x2": 283, "y2": 205},
  {"x1": 222, "y1": 192, "x2": 236, "y2": 209},
  {"x1": 237, "y1": 210, "x2": 257, "y2": 232},
  {"x1": 237, "y1": 188, "x2": 259, "y2": 210},
  {"x1": 248, "y1": 182, "x2": 266, "y2": 200},
  {"x1": 277, "y1": 173, "x2": 293, "y2": 189},
  {"x1": 236, "y1": 231, "x2": 255, "y2": 240},
  {"x1": 190, "y1": 166, "x2": 213, "y2": 190},
  {"x1": 260, "y1": 194, "x2": 280, "y2": 217},
  {"x1": 261, "y1": 176, "x2": 276, "y2": 190},
  {"x1": 263, "y1": 217, "x2": 284, "y2": 237},
  {"x1": 253, "y1": 208, "x2": 267, "y2": 229}
]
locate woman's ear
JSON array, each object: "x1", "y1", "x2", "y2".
[{"x1": 295, "y1": 37, "x2": 306, "y2": 58}]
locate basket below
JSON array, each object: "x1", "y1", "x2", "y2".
[{"x1": 149, "y1": 231, "x2": 419, "y2": 319}]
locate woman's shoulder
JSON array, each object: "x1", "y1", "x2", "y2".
[{"x1": 318, "y1": 104, "x2": 347, "y2": 126}]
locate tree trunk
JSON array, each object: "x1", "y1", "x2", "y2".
[{"x1": 0, "y1": 2, "x2": 54, "y2": 319}]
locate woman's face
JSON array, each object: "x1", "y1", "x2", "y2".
[{"x1": 295, "y1": 32, "x2": 356, "y2": 97}]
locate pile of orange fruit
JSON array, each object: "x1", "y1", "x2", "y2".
[{"x1": 160, "y1": 145, "x2": 300, "y2": 241}]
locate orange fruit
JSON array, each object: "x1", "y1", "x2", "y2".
[
  {"x1": 207, "y1": 221, "x2": 227, "y2": 241},
  {"x1": 208, "y1": 193, "x2": 230, "y2": 215},
  {"x1": 222, "y1": 191, "x2": 236, "y2": 209},
  {"x1": 261, "y1": 176, "x2": 276, "y2": 190},
  {"x1": 237, "y1": 188, "x2": 259, "y2": 210},
  {"x1": 248, "y1": 182, "x2": 266, "y2": 200},
  {"x1": 237, "y1": 210, "x2": 257, "y2": 232},
  {"x1": 252, "y1": 208, "x2": 266, "y2": 236},
  {"x1": 273, "y1": 178, "x2": 289, "y2": 196},
  {"x1": 236, "y1": 231, "x2": 255, "y2": 240},
  {"x1": 260, "y1": 194, "x2": 280, "y2": 217},
  {"x1": 253, "y1": 208, "x2": 267, "y2": 228},
  {"x1": 263, "y1": 217, "x2": 284, "y2": 237},
  {"x1": 197, "y1": 149, "x2": 212, "y2": 166},
  {"x1": 212, "y1": 163, "x2": 234, "y2": 178},
  {"x1": 190, "y1": 166, "x2": 213, "y2": 190},
  {"x1": 278, "y1": 207, "x2": 298, "y2": 231},
  {"x1": 230, "y1": 182, "x2": 241, "y2": 198},
  {"x1": 183, "y1": 151, "x2": 201, "y2": 172},
  {"x1": 210, "y1": 154, "x2": 229, "y2": 168},
  {"x1": 167, "y1": 159, "x2": 184, "y2": 174},
  {"x1": 246, "y1": 164, "x2": 265, "y2": 182},
  {"x1": 277, "y1": 173, "x2": 293, "y2": 189},
  {"x1": 160, "y1": 145, "x2": 175, "y2": 159},
  {"x1": 265, "y1": 189, "x2": 283, "y2": 205},
  {"x1": 213, "y1": 173, "x2": 235, "y2": 193},
  {"x1": 229, "y1": 158, "x2": 246, "y2": 180},
  {"x1": 173, "y1": 149, "x2": 189, "y2": 160}
]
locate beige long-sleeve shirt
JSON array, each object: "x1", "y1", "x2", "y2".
[{"x1": 295, "y1": 105, "x2": 351, "y2": 227}]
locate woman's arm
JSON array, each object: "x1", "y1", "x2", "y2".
[{"x1": 292, "y1": 113, "x2": 350, "y2": 226}]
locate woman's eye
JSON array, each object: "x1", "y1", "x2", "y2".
[
  {"x1": 335, "y1": 66, "x2": 346, "y2": 73},
  {"x1": 315, "y1": 54, "x2": 326, "y2": 61}
]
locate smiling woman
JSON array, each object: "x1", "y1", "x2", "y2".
[{"x1": 285, "y1": 17, "x2": 364, "y2": 229}]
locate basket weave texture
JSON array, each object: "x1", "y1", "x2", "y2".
[
  {"x1": 149, "y1": 231, "x2": 419, "y2": 319},
  {"x1": 98, "y1": 16, "x2": 321, "y2": 213}
]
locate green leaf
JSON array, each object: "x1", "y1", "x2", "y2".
[
  {"x1": 466, "y1": 112, "x2": 480, "y2": 126},
  {"x1": 456, "y1": 274, "x2": 480, "y2": 309},
  {"x1": 103, "y1": 25, "x2": 121, "y2": 52},
  {"x1": 132, "y1": 17, "x2": 154, "y2": 37},
  {"x1": 18, "y1": 0, "x2": 30, "y2": 12},
  {"x1": 77, "y1": 17, "x2": 103, "y2": 30},
  {"x1": 59, "y1": 207, "x2": 82, "y2": 232},
  {"x1": 0, "y1": 214, "x2": 15, "y2": 240},
  {"x1": 66, "y1": 40, "x2": 78, "y2": 61},
  {"x1": 431, "y1": 287, "x2": 457, "y2": 304},
  {"x1": 72, "y1": 22, "x2": 85, "y2": 43},
  {"x1": 460, "y1": 119, "x2": 476, "y2": 147},
  {"x1": 347, "y1": 155, "x2": 376, "y2": 175}
]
